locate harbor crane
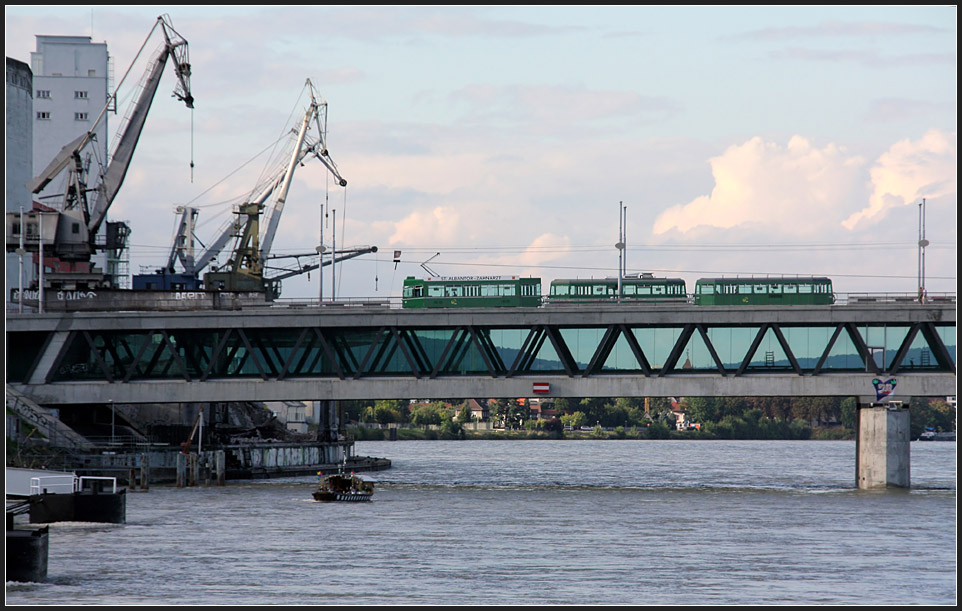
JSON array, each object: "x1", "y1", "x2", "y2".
[
  {"x1": 147, "y1": 80, "x2": 370, "y2": 299},
  {"x1": 7, "y1": 14, "x2": 193, "y2": 270}
]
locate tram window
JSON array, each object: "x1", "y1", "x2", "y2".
[
  {"x1": 653, "y1": 285, "x2": 664, "y2": 294},
  {"x1": 623, "y1": 285, "x2": 636, "y2": 295},
  {"x1": 592, "y1": 285, "x2": 606, "y2": 296},
  {"x1": 784, "y1": 284, "x2": 797, "y2": 293},
  {"x1": 770, "y1": 284, "x2": 782, "y2": 294},
  {"x1": 403, "y1": 286, "x2": 413, "y2": 298},
  {"x1": 501, "y1": 285, "x2": 516, "y2": 297},
  {"x1": 699, "y1": 284, "x2": 714, "y2": 294},
  {"x1": 428, "y1": 285, "x2": 444, "y2": 297},
  {"x1": 799, "y1": 284, "x2": 812, "y2": 294}
]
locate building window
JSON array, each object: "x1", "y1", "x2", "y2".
[
  {"x1": 37, "y1": 111, "x2": 51, "y2": 120},
  {"x1": 36, "y1": 90, "x2": 51, "y2": 99},
  {"x1": 74, "y1": 90, "x2": 88, "y2": 99},
  {"x1": 75, "y1": 112, "x2": 89, "y2": 121}
]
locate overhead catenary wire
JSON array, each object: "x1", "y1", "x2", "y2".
[{"x1": 366, "y1": 257, "x2": 956, "y2": 282}]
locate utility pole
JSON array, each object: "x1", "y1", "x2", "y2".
[
  {"x1": 616, "y1": 202, "x2": 626, "y2": 301},
  {"x1": 918, "y1": 198, "x2": 928, "y2": 303}
]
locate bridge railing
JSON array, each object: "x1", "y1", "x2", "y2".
[
  {"x1": 839, "y1": 292, "x2": 956, "y2": 305},
  {"x1": 268, "y1": 292, "x2": 956, "y2": 309}
]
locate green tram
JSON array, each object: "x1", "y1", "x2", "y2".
[
  {"x1": 693, "y1": 276, "x2": 835, "y2": 306},
  {"x1": 402, "y1": 276, "x2": 542, "y2": 308},
  {"x1": 548, "y1": 275, "x2": 688, "y2": 303}
]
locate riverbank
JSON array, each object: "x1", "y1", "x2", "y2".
[{"x1": 348, "y1": 424, "x2": 856, "y2": 442}]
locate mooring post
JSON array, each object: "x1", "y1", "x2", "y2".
[
  {"x1": 176, "y1": 453, "x2": 186, "y2": 488},
  {"x1": 128, "y1": 455, "x2": 136, "y2": 491},
  {"x1": 140, "y1": 454, "x2": 149, "y2": 491},
  {"x1": 216, "y1": 450, "x2": 226, "y2": 486},
  {"x1": 189, "y1": 453, "x2": 199, "y2": 487},
  {"x1": 856, "y1": 401, "x2": 911, "y2": 489}
]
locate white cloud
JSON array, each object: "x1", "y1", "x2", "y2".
[
  {"x1": 388, "y1": 206, "x2": 462, "y2": 245},
  {"x1": 652, "y1": 136, "x2": 865, "y2": 236},
  {"x1": 843, "y1": 129, "x2": 957, "y2": 230}
]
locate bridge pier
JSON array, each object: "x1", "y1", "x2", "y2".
[
  {"x1": 856, "y1": 402, "x2": 911, "y2": 489},
  {"x1": 317, "y1": 400, "x2": 340, "y2": 442}
]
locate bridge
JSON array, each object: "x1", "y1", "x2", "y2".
[{"x1": 6, "y1": 300, "x2": 955, "y2": 405}]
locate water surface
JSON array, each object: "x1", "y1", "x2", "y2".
[{"x1": 6, "y1": 440, "x2": 956, "y2": 605}]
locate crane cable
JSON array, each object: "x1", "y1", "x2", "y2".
[{"x1": 189, "y1": 106, "x2": 195, "y2": 183}]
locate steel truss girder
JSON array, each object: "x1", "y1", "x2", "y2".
[{"x1": 29, "y1": 320, "x2": 956, "y2": 385}]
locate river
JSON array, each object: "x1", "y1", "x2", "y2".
[{"x1": 5, "y1": 440, "x2": 956, "y2": 605}]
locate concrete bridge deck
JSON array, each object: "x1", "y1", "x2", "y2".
[{"x1": 6, "y1": 301, "x2": 955, "y2": 405}]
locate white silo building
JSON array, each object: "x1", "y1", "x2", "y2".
[{"x1": 5, "y1": 56, "x2": 34, "y2": 310}]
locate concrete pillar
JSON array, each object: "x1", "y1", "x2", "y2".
[{"x1": 856, "y1": 403, "x2": 911, "y2": 489}]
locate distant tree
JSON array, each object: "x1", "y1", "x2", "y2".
[
  {"x1": 410, "y1": 403, "x2": 443, "y2": 426},
  {"x1": 561, "y1": 411, "x2": 588, "y2": 429},
  {"x1": 553, "y1": 397, "x2": 573, "y2": 414},
  {"x1": 542, "y1": 418, "x2": 564, "y2": 439},
  {"x1": 338, "y1": 400, "x2": 367, "y2": 423},
  {"x1": 646, "y1": 420, "x2": 671, "y2": 439},
  {"x1": 909, "y1": 397, "x2": 956, "y2": 438},
  {"x1": 439, "y1": 417, "x2": 465, "y2": 440},
  {"x1": 684, "y1": 397, "x2": 718, "y2": 424},
  {"x1": 789, "y1": 418, "x2": 812, "y2": 440},
  {"x1": 457, "y1": 403, "x2": 473, "y2": 423},
  {"x1": 579, "y1": 397, "x2": 609, "y2": 426},
  {"x1": 370, "y1": 400, "x2": 406, "y2": 424},
  {"x1": 840, "y1": 397, "x2": 858, "y2": 430}
]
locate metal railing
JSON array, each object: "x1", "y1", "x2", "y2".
[{"x1": 29, "y1": 474, "x2": 118, "y2": 495}]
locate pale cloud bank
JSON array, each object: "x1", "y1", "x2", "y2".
[
  {"x1": 651, "y1": 136, "x2": 865, "y2": 236},
  {"x1": 651, "y1": 130, "x2": 956, "y2": 237},
  {"x1": 843, "y1": 129, "x2": 957, "y2": 230},
  {"x1": 389, "y1": 206, "x2": 462, "y2": 245}
]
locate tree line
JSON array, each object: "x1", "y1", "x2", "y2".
[{"x1": 339, "y1": 396, "x2": 955, "y2": 441}]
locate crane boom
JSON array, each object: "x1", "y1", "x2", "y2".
[
  {"x1": 259, "y1": 92, "x2": 315, "y2": 263},
  {"x1": 192, "y1": 80, "x2": 347, "y2": 279},
  {"x1": 13, "y1": 14, "x2": 193, "y2": 263},
  {"x1": 87, "y1": 15, "x2": 193, "y2": 240}
]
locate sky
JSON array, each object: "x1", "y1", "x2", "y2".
[{"x1": 5, "y1": 5, "x2": 957, "y2": 301}]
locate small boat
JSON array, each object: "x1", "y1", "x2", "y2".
[
  {"x1": 918, "y1": 430, "x2": 956, "y2": 442},
  {"x1": 312, "y1": 470, "x2": 374, "y2": 502}
]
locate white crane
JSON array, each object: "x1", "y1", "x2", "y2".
[
  {"x1": 19, "y1": 14, "x2": 193, "y2": 262},
  {"x1": 160, "y1": 80, "x2": 352, "y2": 299}
]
